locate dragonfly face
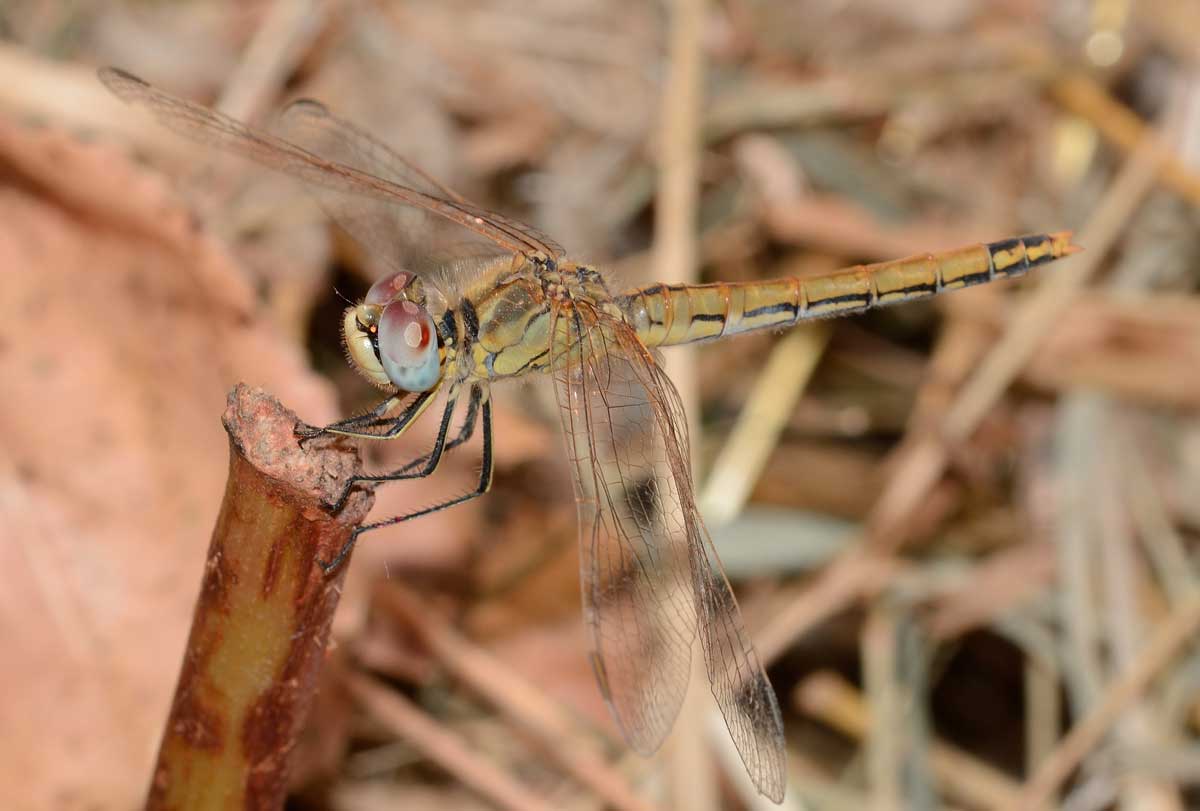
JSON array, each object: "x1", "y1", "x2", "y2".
[{"x1": 344, "y1": 270, "x2": 445, "y2": 392}]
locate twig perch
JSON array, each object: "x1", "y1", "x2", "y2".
[{"x1": 145, "y1": 384, "x2": 372, "y2": 811}]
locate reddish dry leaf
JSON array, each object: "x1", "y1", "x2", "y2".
[{"x1": 0, "y1": 118, "x2": 331, "y2": 810}]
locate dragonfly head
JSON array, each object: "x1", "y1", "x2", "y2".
[{"x1": 343, "y1": 271, "x2": 444, "y2": 392}]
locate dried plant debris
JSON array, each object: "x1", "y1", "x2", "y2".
[{"x1": 2, "y1": 1, "x2": 1200, "y2": 809}]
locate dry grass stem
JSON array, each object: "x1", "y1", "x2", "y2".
[
  {"x1": 377, "y1": 585, "x2": 655, "y2": 811},
  {"x1": 8, "y1": 4, "x2": 1200, "y2": 808},
  {"x1": 1010, "y1": 598, "x2": 1200, "y2": 810},
  {"x1": 344, "y1": 672, "x2": 560, "y2": 811},
  {"x1": 797, "y1": 673, "x2": 1023, "y2": 811}
]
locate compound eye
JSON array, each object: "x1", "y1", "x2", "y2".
[
  {"x1": 377, "y1": 299, "x2": 440, "y2": 391},
  {"x1": 365, "y1": 271, "x2": 416, "y2": 305}
]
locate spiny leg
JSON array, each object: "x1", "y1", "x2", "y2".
[
  {"x1": 321, "y1": 387, "x2": 493, "y2": 572},
  {"x1": 296, "y1": 394, "x2": 403, "y2": 440},
  {"x1": 330, "y1": 386, "x2": 461, "y2": 512},
  {"x1": 329, "y1": 387, "x2": 479, "y2": 513},
  {"x1": 303, "y1": 385, "x2": 441, "y2": 444},
  {"x1": 389, "y1": 384, "x2": 482, "y2": 476},
  {"x1": 351, "y1": 385, "x2": 480, "y2": 442},
  {"x1": 360, "y1": 390, "x2": 493, "y2": 529}
]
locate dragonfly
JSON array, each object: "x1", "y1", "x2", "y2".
[{"x1": 100, "y1": 66, "x2": 1077, "y2": 803}]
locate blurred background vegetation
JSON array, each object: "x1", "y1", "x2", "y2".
[{"x1": 3, "y1": 1, "x2": 1200, "y2": 809}]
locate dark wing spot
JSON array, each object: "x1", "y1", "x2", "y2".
[{"x1": 625, "y1": 474, "x2": 661, "y2": 535}]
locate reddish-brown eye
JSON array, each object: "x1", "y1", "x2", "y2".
[
  {"x1": 377, "y1": 299, "x2": 440, "y2": 391},
  {"x1": 365, "y1": 271, "x2": 415, "y2": 305}
]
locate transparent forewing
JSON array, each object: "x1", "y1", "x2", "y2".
[
  {"x1": 552, "y1": 302, "x2": 697, "y2": 753},
  {"x1": 274, "y1": 99, "x2": 565, "y2": 285},
  {"x1": 277, "y1": 99, "x2": 470, "y2": 203},
  {"x1": 98, "y1": 68, "x2": 562, "y2": 288},
  {"x1": 551, "y1": 303, "x2": 786, "y2": 801}
]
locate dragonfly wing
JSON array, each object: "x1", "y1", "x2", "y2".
[
  {"x1": 551, "y1": 302, "x2": 698, "y2": 754},
  {"x1": 276, "y1": 99, "x2": 471, "y2": 203},
  {"x1": 274, "y1": 99, "x2": 565, "y2": 287},
  {"x1": 552, "y1": 301, "x2": 786, "y2": 801},
  {"x1": 688, "y1": 484, "x2": 789, "y2": 803},
  {"x1": 98, "y1": 68, "x2": 561, "y2": 292}
]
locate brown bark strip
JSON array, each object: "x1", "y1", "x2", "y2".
[{"x1": 145, "y1": 384, "x2": 372, "y2": 811}]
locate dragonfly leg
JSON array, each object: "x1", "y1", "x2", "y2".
[
  {"x1": 329, "y1": 386, "x2": 460, "y2": 513},
  {"x1": 301, "y1": 385, "x2": 443, "y2": 444},
  {"x1": 321, "y1": 388, "x2": 493, "y2": 573},
  {"x1": 331, "y1": 384, "x2": 482, "y2": 511},
  {"x1": 295, "y1": 395, "x2": 401, "y2": 441},
  {"x1": 389, "y1": 384, "x2": 482, "y2": 473},
  {"x1": 329, "y1": 384, "x2": 482, "y2": 514},
  {"x1": 346, "y1": 382, "x2": 481, "y2": 452}
]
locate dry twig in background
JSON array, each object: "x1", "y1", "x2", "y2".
[{"x1": 4, "y1": 2, "x2": 1200, "y2": 809}]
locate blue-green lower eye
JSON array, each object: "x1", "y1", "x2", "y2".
[{"x1": 377, "y1": 300, "x2": 440, "y2": 391}]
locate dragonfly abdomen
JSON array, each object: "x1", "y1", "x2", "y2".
[{"x1": 619, "y1": 232, "x2": 1076, "y2": 348}]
